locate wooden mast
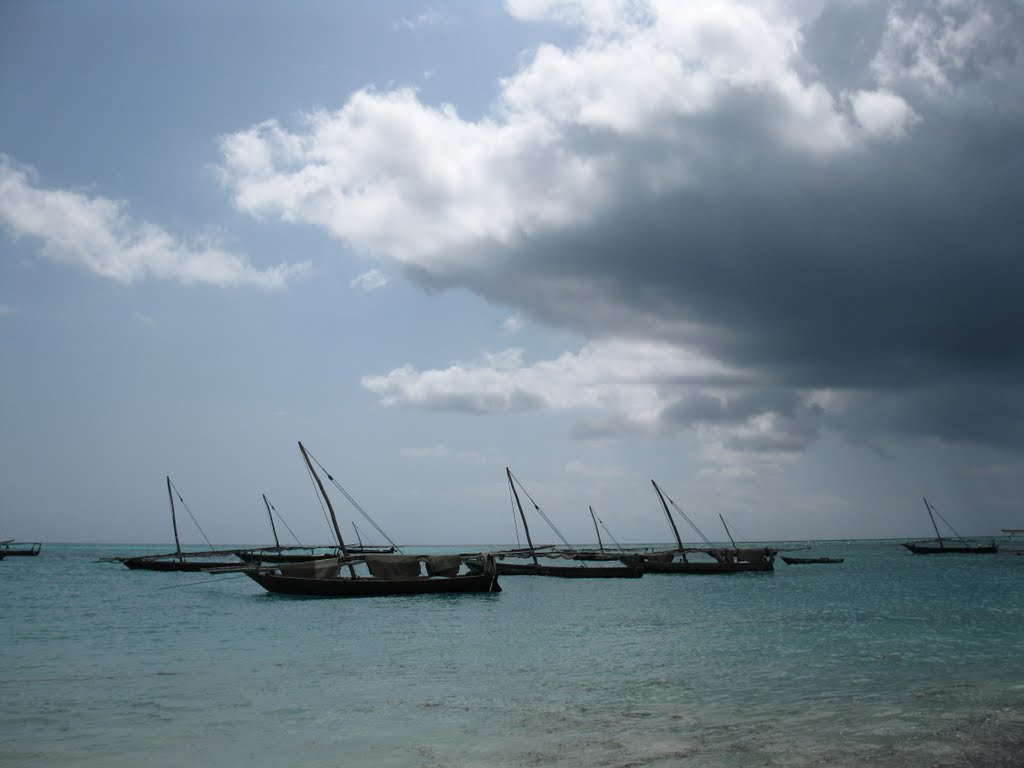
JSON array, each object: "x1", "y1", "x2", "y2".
[
  {"x1": 720, "y1": 513, "x2": 738, "y2": 549},
  {"x1": 507, "y1": 467, "x2": 539, "y2": 566},
  {"x1": 167, "y1": 476, "x2": 183, "y2": 562},
  {"x1": 652, "y1": 479, "x2": 686, "y2": 562},
  {"x1": 590, "y1": 506, "x2": 604, "y2": 551},
  {"x1": 923, "y1": 497, "x2": 944, "y2": 549},
  {"x1": 263, "y1": 494, "x2": 281, "y2": 550},
  {"x1": 299, "y1": 441, "x2": 355, "y2": 577}
]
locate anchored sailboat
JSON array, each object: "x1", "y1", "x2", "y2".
[
  {"x1": 109, "y1": 477, "x2": 241, "y2": 571},
  {"x1": 237, "y1": 442, "x2": 501, "y2": 597},
  {"x1": 465, "y1": 468, "x2": 643, "y2": 578},
  {"x1": 902, "y1": 497, "x2": 997, "y2": 554},
  {"x1": 636, "y1": 480, "x2": 775, "y2": 573}
]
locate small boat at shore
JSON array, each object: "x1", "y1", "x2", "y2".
[
  {"x1": 781, "y1": 556, "x2": 844, "y2": 565},
  {"x1": 103, "y1": 477, "x2": 242, "y2": 571},
  {"x1": 902, "y1": 497, "x2": 998, "y2": 555}
]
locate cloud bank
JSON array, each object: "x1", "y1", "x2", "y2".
[
  {"x1": 219, "y1": 0, "x2": 1024, "y2": 457},
  {"x1": 0, "y1": 156, "x2": 309, "y2": 288}
]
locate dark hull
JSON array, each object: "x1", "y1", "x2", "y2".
[
  {"x1": 237, "y1": 552, "x2": 340, "y2": 564},
  {"x1": 782, "y1": 557, "x2": 844, "y2": 565},
  {"x1": 468, "y1": 560, "x2": 643, "y2": 578},
  {"x1": 643, "y1": 558, "x2": 774, "y2": 574},
  {"x1": 245, "y1": 570, "x2": 501, "y2": 597},
  {"x1": 123, "y1": 558, "x2": 243, "y2": 571},
  {"x1": 237, "y1": 547, "x2": 395, "y2": 563},
  {"x1": 902, "y1": 542, "x2": 998, "y2": 554},
  {"x1": 2, "y1": 544, "x2": 41, "y2": 556}
]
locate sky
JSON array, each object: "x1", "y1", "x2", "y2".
[{"x1": 2, "y1": 0, "x2": 1022, "y2": 548}]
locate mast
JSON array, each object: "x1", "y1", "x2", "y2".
[
  {"x1": 352, "y1": 521, "x2": 364, "y2": 548},
  {"x1": 590, "y1": 506, "x2": 604, "y2": 551},
  {"x1": 299, "y1": 441, "x2": 355, "y2": 576},
  {"x1": 507, "y1": 467, "x2": 539, "y2": 566},
  {"x1": 167, "y1": 476, "x2": 182, "y2": 560},
  {"x1": 263, "y1": 494, "x2": 281, "y2": 549},
  {"x1": 923, "y1": 497, "x2": 944, "y2": 548},
  {"x1": 720, "y1": 513, "x2": 738, "y2": 549},
  {"x1": 652, "y1": 479, "x2": 686, "y2": 561}
]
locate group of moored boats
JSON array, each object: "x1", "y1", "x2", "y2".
[
  {"x1": 91, "y1": 446, "x2": 1015, "y2": 598},
  {"x1": 96, "y1": 443, "x2": 803, "y2": 597}
]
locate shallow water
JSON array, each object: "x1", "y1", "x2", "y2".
[{"x1": 2, "y1": 541, "x2": 1022, "y2": 767}]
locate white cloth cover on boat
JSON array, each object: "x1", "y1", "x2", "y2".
[
  {"x1": 425, "y1": 555, "x2": 462, "y2": 577},
  {"x1": 365, "y1": 554, "x2": 423, "y2": 580}
]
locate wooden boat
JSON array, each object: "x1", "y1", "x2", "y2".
[
  {"x1": 465, "y1": 554, "x2": 643, "y2": 578},
  {"x1": 639, "y1": 480, "x2": 775, "y2": 573},
  {"x1": 902, "y1": 497, "x2": 998, "y2": 555},
  {"x1": 564, "y1": 507, "x2": 669, "y2": 562},
  {"x1": 902, "y1": 541, "x2": 997, "y2": 554},
  {"x1": 112, "y1": 477, "x2": 242, "y2": 571},
  {"x1": 1, "y1": 541, "x2": 42, "y2": 556},
  {"x1": 236, "y1": 494, "x2": 397, "y2": 564},
  {"x1": 239, "y1": 442, "x2": 501, "y2": 597},
  {"x1": 245, "y1": 553, "x2": 501, "y2": 597},
  {"x1": 1004, "y1": 529, "x2": 1024, "y2": 555},
  {"x1": 467, "y1": 468, "x2": 644, "y2": 578},
  {"x1": 781, "y1": 556, "x2": 844, "y2": 565},
  {"x1": 236, "y1": 546, "x2": 395, "y2": 564}
]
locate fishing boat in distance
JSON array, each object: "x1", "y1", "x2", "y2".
[
  {"x1": 1003, "y1": 529, "x2": 1024, "y2": 555},
  {"x1": 235, "y1": 441, "x2": 501, "y2": 597},
  {"x1": 465, "y1": 468, "x2": 644, "y2": 578},
  {"x1": 101, "y1": 477, "x2": 243, "y2": 571},
  {"x1": 902, "y1": 497, "x2": 998, "y2": 554},
  {"x1": 637, "y1": 480, "x2": 775, "y2": 573},
  {"x1": 781, "y1": 556, "x2": 844, "y2": 565},
  {"x1": 1, "y1": 540, "x2": 42, "y2": 556}
]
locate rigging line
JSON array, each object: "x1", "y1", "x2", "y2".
[
  {"x1": 660, "y1": 489, "x2": 716, "y2": 549},
  {"x1": 507, "y1": 471, "x2": 574, "y2": 551},
  {"x1": 169, "y1": 480, "x2": 215, "y2": 550},
  {"x1": 265, "y1": 497, "x2": 303, "y2": 546},
  {"x1": 595, "y1": 514, "x2": 626, "y2": 551},
  {"x1": 156, "y1": 573, "x2": 252, "y2": 590},
  {"x1": 307, "y1": 452, "x2": 400, "y2": 552},
  {"x1": 928, "y1": 502, "x2": 965, "y2": 540},
  {"x1": 304, "y1": 460, "x2": 336, "y2": 545},
  {"x1": 508, "y1": 480, "x2": 523, "y2": 549},
  {"x1": 721, "y1": 514, "x2": 744, "y2": 546},
  {"x1": 269, "y1": 502, "x2": 304, "y2": 546}
]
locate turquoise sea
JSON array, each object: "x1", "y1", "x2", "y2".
[{"x1": 2, "y1": 540, "x2": 1023, "y2": 767}]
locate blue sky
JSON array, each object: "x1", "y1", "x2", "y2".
[{"x1": 2, "y1": 0, "x2": 1022, "y2": 547}]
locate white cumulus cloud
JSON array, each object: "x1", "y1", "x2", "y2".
[{"x1": 0, "y1": 156, "x2": 309, "y2": 288}]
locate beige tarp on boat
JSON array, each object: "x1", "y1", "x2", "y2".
[
  {"x1": 277, "y1": 557, "x2": 343, "y2": 578},
  {"x1": 424, "y1": 555, "x2": 463, "y2": 577},
  {"x1": 365, "y1": 555, "x2": 423, "y2": 580},
  {"x1": 735, "y1": 548, "x2": 770, "y2": 564}
]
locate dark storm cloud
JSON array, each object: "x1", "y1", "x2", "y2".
[{"x1": 222, "y1": 0, "x2": 1024, "y2": 453}]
